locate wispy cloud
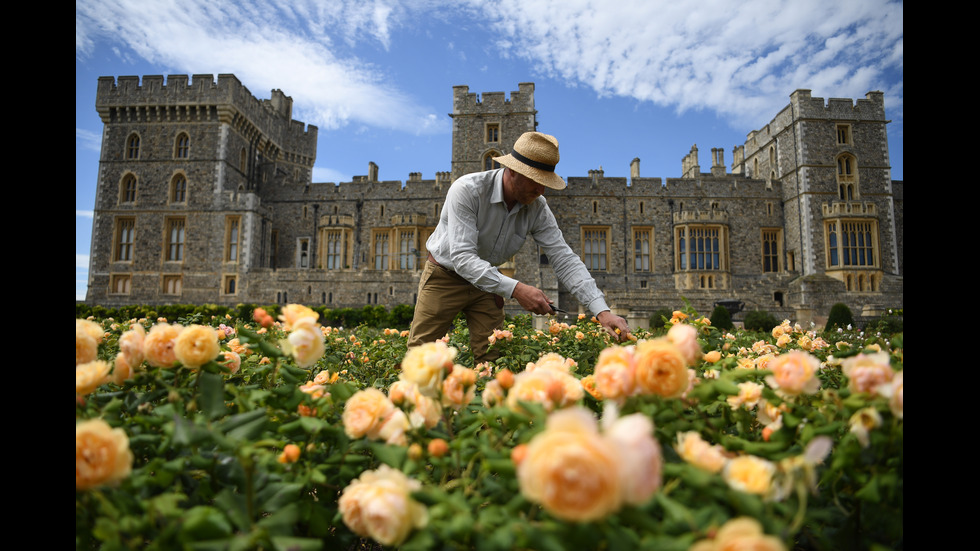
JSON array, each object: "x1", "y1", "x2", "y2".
[
  {"x1": 77, "y1": 254, "x2": 90, "y2": 269},
  {"x1": 77, "y1": 210, "x2": 94, "y2": 219},
  {"x1": 76, "y1": 129, "x2": 102, "y2": 153},
  {"x1": 75, "y1": 0, "x2": 446, "y2": 133},
  {"x1": 472, "y1": 0, "x2": 903, "y2": 128}
]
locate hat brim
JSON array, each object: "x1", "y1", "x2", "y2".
[{"x1": 496, "y1": 154, "x2": 566, "y2": 190}]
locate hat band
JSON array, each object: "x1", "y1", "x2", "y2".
[{"x1": 511, "y1": 150, "x2": 556, "y2": 173}]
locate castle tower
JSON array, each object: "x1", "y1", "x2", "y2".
[
  {"x1": 86, "y1": 74, "x2": 317, "y2": 305},
  {"x1": 740, "y1": 90, "x2": 900, "y2": 313},
  {"x1": 450, "y1": 83, "x2": 537, "y2": 181}
]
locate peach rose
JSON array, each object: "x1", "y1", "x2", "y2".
[
  {"x1": 375, "y1": 409, "x2": 411, "y2": 446},
  {"x1": 482, "y1": 379, "x2": 506, "y2": 408},
  {"x1": 143, "y1": 323, "x2": 183, "y2": 368},
  {"x1": 880, "y1": 370, "x2": 903, "y2": 419},
  {"x1": 284, "y1": 317, "x2": 326, "y2": 368},
  {"x1": 278, "y1": 304, "x2": 318, "y2": 331},
  {"x1": 506, "y1": 367, "x2": 583, "y2": 413},
  {"x1": 496, "y1": 368, "x2": 515, "y2": 390},
  {"x1": 593, "y1": 345, "x2": 636, "y2": 402},
  {"x1": 174, "y1": 325, "x2": 220, "y2": 368},
  {"x1": 76, "y1": 319, "x2": 105, "y2": 345},
  {"x1": 667, "y1": 323, "x2": 701, "y2": 366},
  {"x1": 765, "y1": 350, "x2": 821, "y2": 396},
  {"x1": 841, "y1": 352, "x2": 894, "y2": 395},
  {"x1": 675, "y1": 432, "x2": 728, "y2": 473},
  {"x1": 517, "y1": 407, "x2": 623, "y2": 522},
  {"x1": 76, "y1": 324, "x2": 99, "y2": 366},
  {"x1": 220, "y1": 350, "x2": 242, "y2": 374},
  {"x1": 633, "y1": 338, "x2": 689, "y2": 398},
  {"x1": 723, "y1": 455, "x2": 775, "y2": 496},
  {"x1": 400, "y1": 342, "x2": 456, "y2": 396},
  {"x1": 579, "y1": 374, "x2": 602, "y2": 401},
  {"x1": 117, "y1": 324, "x2": 145, "y2": 368},
  {"x1": 703, "y1": 350, "x2": 722, "y2": 363},
  {"x1": 338, "y1": 465, "x2": 428, "y2": 547},
  {"x1": 603, "y1": 409, "x2": 662, "y2": 506},
  {"x1": 690, "y1": 517, "x2": 787, "y2": 551},
  {"x1": 342, "y1": 388, "x2": 396, "y2": 439},
  {"x1": 112, "y1": 353, "x2": 135, "y2": 386},
  {"x1": 849, "y1": 407, "x2": 882, "y2": 448},
  {"x1": 390, "y1": 380, "x2": 442, "y2": 429},
  {"x1": 441, "y1": 366, "x2": 477, "y2": 410},
  {"x1": 77, "y1": 361, "x2": 111, "y2": 396},
  {"x1": 530, "y1": 352, "x2": 578, "y2": 374},
  {"x1": 727, "y1": 381, "x2": 764, "y2": 410},
  {"x1": 278, "y1": 444, "x2": 301, "y2": 464},
  {"x1": 76, "y1": 419, "x2": 133, "y2": 490}
]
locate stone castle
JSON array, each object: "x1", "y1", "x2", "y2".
[{"x1": 85, "y1": 74, "x2": 903, "y2": 326}]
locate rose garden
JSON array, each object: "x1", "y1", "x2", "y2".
[{"x1": 76, "y1": 304, "x2": 903, "y2": 550}]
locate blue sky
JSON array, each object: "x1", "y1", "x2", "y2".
[{"x1": 76, "y1": 0, "x2": 903, "y2": 301}]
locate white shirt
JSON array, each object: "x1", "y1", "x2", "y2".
[{"x1": 426, "y1": 168, "x2": 611, "y2": 315}]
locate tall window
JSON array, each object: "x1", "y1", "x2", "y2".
[
  {"x1": 837, "y1": 153, "x2": 858, "y2": 200},
  {"x1": 483, "y1": 151, "x2": 500, "y2": 171},
  {"x1": 223, "y1": 275, "x2": 237, "y2": 295},
  {"x1": 633, "y1": 227, "x2": 652, "y2": 272},
  {"x1": 175, "y1": 133, "x2": 190, "y2": 158},
  {"x1": 120, "y1": 174, "x2": 137, "y2": 203},
  {"x1": 676, "y1": 225, "x2": 727, "y2": 271},
  {"x1": 114, "y1": 218, "x2": 135, "y2": 262},
  {"x1": 126, "y1": 133, "x2": 140, "y2": 159},
  {"x1": 225, "y1": 216, "x2": 241, "y2": 262},
  {"x1": 323, "y1": 230, "x2": 346, "y2": 270},
  {"x1": 581, "y1": 227, "x2": 609, "y2": 271},
  {"x1": 166, "y1": 218, "x2": 185, "y2": 261},
  {"x1": 836, "y1": 124, "x2": 851, "y2": 145},
  {"x1": 486, "y1": 123, "x2": 499, "y2": 143},
  {"x1": 297, "y1": 238, "x2": 310, "y2": 268},
  {"x1": 762, "y1": 229, "x2": 782, "y2": 272},
  {"x1": 826, "y1": 220, "x2": 877, "y2": 268},
  {"x1": 373, "y1": 230, "x2": 390, "y2": 270},
  {"x1": 398, "y1": 229, "x2": 416, "y2": 270},
  {"x1": 171, "y1": 175, "x2": 187, "y2": 203}
]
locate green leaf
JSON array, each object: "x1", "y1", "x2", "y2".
[
  {"x1": 855, "y1": 476, "x2": 881, "y2": 503},
  {"x1": 258, "y1": 484, "x2": 303, "y2": 513},
  {"x1": 270, "y1": 536, "x2": 324, "y2": 551},
  {"x1": 180, "y1": 506, "x2": 233, "y2": 542},
  {"x1": 299, "y1": 416, "x2": 329, "y2": 434},
  {"x1": 199, "y1": 372, "x2": 228, "y2": 420},
  {"x1": 218, "y1": 409, "x2": 270, "y2": 441},
  {"x1": 369, "y1": 442, "x2": 408, "y2": 468}
]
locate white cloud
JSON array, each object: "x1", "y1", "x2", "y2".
[
  {"x1": 76, "y1": 129, "x2": 102, "y2": 153},
  {"x1": 77, "y1": 210, "x2": 95, "y2": 218},
  {"x1": 312, "y1": 167, "x2": 351, "y2": 183},
  {"x1": 469, "y1": 0, "x2": 903, "y2": 128},
  {"x1": 77, "y1": 254, "x2": 90, "y2": 269}
]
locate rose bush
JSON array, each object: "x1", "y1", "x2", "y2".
[{"x1": 76, "y1": 306, "x2": 903, "y2": 550}]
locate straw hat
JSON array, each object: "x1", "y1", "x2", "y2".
[{"x1": 494, "y1": 132, "x2": 566, "y2": 190}]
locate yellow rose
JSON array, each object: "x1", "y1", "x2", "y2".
[
  {"x1": 530, "y1": 352, "x2": 578, "y2": 374},
  {"x1": 143, "y1": 323, "x2": 183, "y2": 368},
  {"x1": 517, "y1": 408, "x2": 623, "y2": 522},
  {"x1": 390, "y1": 380, "x2": 442, "y2": 429},
  {"x1": 593, "y1": 345, "x2": 636, "y2": 401},
  {"x1": 76, "y1": 419, "x2": 133, "y2": 490},
  {"x1": 506, "y1": 367, "x2": 583, "y2": 413},
  {"x1": 400, "y1": 342, "x2": 456, "y2": 396},
  {"x1": 76, "y1": 361, "x2": 111, "y2": 396},
  {"x1": 482, "y1": 379, "x2": 506, "y2": 408},
  {"x1": 112, "y1": 353, "x2": 135, "y2": 386},
  {"x1": 278, "y1": 304, "x2": 319, "y2": 331},
  {"x1": 342, "y1": 388, "x2": 396, "y2": 440},
  {"x1": 841, "y1": 352, "x2": 894, "y2": 395},
  {"x1": 675, "y1": 432, "x2": 728, "y2": 474},
  {"x1": 765, "y1": 350, "x2": 821, "y2": 396},
  {"x1": 117, "y1": 324, "x2": 145, "y2": 368},
  {"x1": 849, "y1": 407, "x2": 882, "y2": 448},
  {"x1": 703, "y1": 350, "x2": 722, "y2": 363},
  {"x1": 339, "y1": 465, "x2": 428, "y2": 547},
  {"x1": 723, "y1": 455, "x2": 775, "y2": 496},
  {"x1": 690, "y1": 517, "x2": 787, "y2": 551},
  {"x1": 76, "y1": 325, "x2": 98, "y2": 367},
  {"x1": 727, "y1": 381, "x2": 764, "y2": 410},
  {"x1": 284, "y1": 318, "x2": 326, "y2": 368},
  {"x1": 633, "y1": 338, "x2": 689, "y2": 398},
  {"x1": 667, "y1": 323, "x2": 701, "y2": 366},
  {"x1": 441, "y1": 366, "x2": 477, "y2": 410},
  {"x1": 174, "y1": 325, "x2": 220, "y2": 368},
  {"x1": 76, "y1": 319, "x2": 105, "y2": 345}
]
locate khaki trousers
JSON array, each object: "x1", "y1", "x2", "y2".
[{"x1": 408, "y1": 259, "x2": 504, "y2": 365}]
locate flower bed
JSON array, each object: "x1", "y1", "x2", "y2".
[{"x1": 76, "y1": 307, "x2": 903, "y2": 550}]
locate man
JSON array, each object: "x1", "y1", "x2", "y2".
[{"x1": 408, "y1": 131, "x2": 631, "y2": 364}]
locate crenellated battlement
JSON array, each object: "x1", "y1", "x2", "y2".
[
  {"x1": 96, "y1": 74, "x2": 317, "y2": 159},
  {"x1": 452, "y1": 82, "x2": 536, "y2": 115},
  {"x1": 790, "y1": 89, "x2": 887, "y2": 122}
]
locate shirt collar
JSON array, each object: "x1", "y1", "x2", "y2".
[{"x1": 490, "y1": 168, "x2": 505, "y2": 205}]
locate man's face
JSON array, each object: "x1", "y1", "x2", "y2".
[{"x1": 511, "y1": 171, "x2": 546, "y2": 205}]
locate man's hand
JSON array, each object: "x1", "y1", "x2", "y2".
[
  {"x1": 511, "y1": 282, "x2": 554, "y2": 315},
  {"x1": 596, "y1": 310, "x2": 631, "y2": 342}
]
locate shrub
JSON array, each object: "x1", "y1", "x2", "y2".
[
  {"x1": 743, "y1": 310, "x2": 780, "y2": 332},
  {"x1": 649, "y1": 308, "x2": 673, "y2": 329},
  {"x1": 864, "y1": 309, "x2": 903, "y2": 336},
  {"x1": 826, "y1": 302, "x2": 855, "y2": 330},
  {"x1": 709, "y1": 304, "x2": 734, "y2": 330}
]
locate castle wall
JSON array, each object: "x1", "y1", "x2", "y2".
[{"x1": 85, "y1": 78, "x2": 903, "y2": 325}]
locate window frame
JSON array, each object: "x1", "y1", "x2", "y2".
[
  {"x1": 225, "y1": 216, "x2": 241, "y2": 263},
  {"x1": 126, "y1": 133, "x2": 140, "y2": 160},
  {"x1": 372, "y1": 229, "x2": 391, "y2": 271},
  {"x1": 761, "y1": 228, "x2": 782, "y2": 273},
  {"x1": 162, "y1": 274, "x2": 183, "y2": 296},
  {"x1": 119, "y1": 174, "x2": 137, "y2": 204},
  {"x1": 109, "y1": 273, "x2": 132, "y2": 295},
  {"x1": 675, "y1": 224, "x2": 728, "y2": 272},
  {"x1": 824, "y1": 219, "x2": 879, "y2": 269},
  {"x1": 632, "y1": 226, "x2": 653, "y2": 273},
  {"x1": 175, "y1": 132, "x2": 190, "y2": 159},
  {"x1": 113, "y1": 217, "x2": 135, "y2": 262},
  {"x1": 581, "y1": 226, "x2": 611, "y2": 272},
  {"x1": 165, "y1": 217, "x2": 186, "y2": 262}
]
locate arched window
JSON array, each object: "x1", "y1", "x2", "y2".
[
  {"x1": 170, "y1": 174, "x2": 187, "y2": 203},
  {"x1": 175, "y1": 133, "x2": 190, "y2": 159},
  {"x1": 836, "y1": 153, "x2": 858, "y2": 200},
  {"x1": 483, "y1": 151, "x2": 501, "y2": 171},
  {"x1": 119, "y1": 174, "x2": 137, "y2": 204},
  {"x1": 126, "y1": 133, "x2": 140, "y2": 159}
]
